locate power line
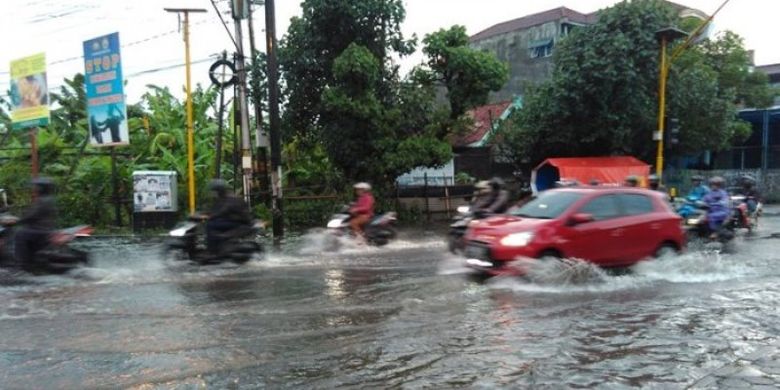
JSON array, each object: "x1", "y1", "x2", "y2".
[{"x1": 0, "y1": 18, "x2": 229, "y2": 76}]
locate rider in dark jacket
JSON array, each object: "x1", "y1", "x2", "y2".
[
  {"x1": 15, "y1": 177, "x2": 58, "y2": 264},
  {"x1": 473, "y1": 177, "x2": 510, "y2": 215},
  {"x1": 205, "y1": 179, "x2": 251, "y2": 254},
  {"x1": 739, "y1": 175, "x2": 762, "y2": 213}
]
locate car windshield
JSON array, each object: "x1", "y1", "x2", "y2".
[{"x1": 510, "y1": 191, "x2": 583, "y2": 219}]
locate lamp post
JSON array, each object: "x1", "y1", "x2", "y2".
[
  {"x1": 653, "y1": 27, "x2": 688, "y2": 182},
  {"x1": 164, "y1": 7, "x2": 207, "y2": 215}
]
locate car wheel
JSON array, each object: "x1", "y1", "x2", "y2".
[{"x1": 654, "y1": 243, "x2": 678, "y2": 258}]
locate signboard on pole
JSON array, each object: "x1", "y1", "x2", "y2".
[
  {"x1": 133, "y1": 171, "x2": 178, "y2": 212},
  {"x1": 9, "y1": 53, "x2": 49, "y2": 130},
  {"x1": 83, "y1": 32, "x2": 129, "y2": 146}
]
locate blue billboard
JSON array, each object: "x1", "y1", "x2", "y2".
[{"x1": 83, "y1": 32, "x2": 128, "y2": 146}]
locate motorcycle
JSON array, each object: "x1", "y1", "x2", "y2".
[
  {"x1": 675, "y1": 194, "x2": 702, "y2": 219},
  {"x1": 448, "y1": 206, "x2": 473, "y2": 253},
  {"x1": 727, "y1": 194, "x2": 761, "y2": 233},
  {"x1": 326, "y1": 206, "x2": 397, "y2": 247},
  {"x1": 0, "y1": 223, "x2": 92, "y2": 275},
  {"x1": 166, "y1": 218, "x2": 265, "y2": 264},
  {"x1": 683, "y1": 203, "x2": 735, "y2": 248}
]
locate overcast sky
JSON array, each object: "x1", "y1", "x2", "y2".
[{"x1": 1, "y1": 0, "x2": 777, "y2": 104}]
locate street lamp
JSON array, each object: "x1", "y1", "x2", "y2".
[
  {"x1": 653, "y1": 27, "x2": 688, "y2": 182},
  {"x1": 164, "y1": 7, "x2": 207, "y2": 215}
]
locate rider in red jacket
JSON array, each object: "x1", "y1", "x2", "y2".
[{"x1": 349, "y1": 182, "x2": 375, "y2": 239}]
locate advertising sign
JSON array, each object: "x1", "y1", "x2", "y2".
[
  {"x1": 133, "y1": 171, "x2": 178, "y2": 212},
  {"x1": 9, "y1": 53, "x2": 49, "y2": 130},
  {"x1": 83, "y1": 32, "x2": 129, "y2": 146}
]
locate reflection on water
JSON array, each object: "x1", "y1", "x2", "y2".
[{"x1": 0, "y1": 227, "x2": 779, "y2": 387}]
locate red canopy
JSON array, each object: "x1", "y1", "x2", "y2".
[{"x1": 532, "y1": 156, "x2": 650, "y2": 192}]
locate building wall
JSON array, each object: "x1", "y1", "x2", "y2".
[{"x1": 470, "y1": 20, "x2": 562, "y2": 102}]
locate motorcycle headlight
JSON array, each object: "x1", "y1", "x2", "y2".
[
  {"x1": 499, "y1": 232, "x2": 534, "y2": 247},
  {"x1": 327, "y1": 219, "x2": 343, "y2": 228},
  {"x1": 686, "y1": 218, "x2": 700, "y2": 225},
  {"x1": 170, "y1": 227, "x2": 189, "y2": 237},
  {"x1": 457, "y1": 206, "x2": 470, "y2": 214}
]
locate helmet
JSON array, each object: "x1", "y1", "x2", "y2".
[
  {"x1": 31, "y1": 177, "x2": 55, "y2": 196},
  {"x1": 589, "y1": 179, "x2": 600, "y2": 186},
  {"x1": 648, "y1": 174, "x2": 659, "y2": 183},
  {"x1": 489, "y1": 177, "x2": 505, "y2": 190},
  {"x1": 741, "y1": 174, "x2": 756, "y2": 185},
  {"x1": 691, "y1": 175, "x2": 704, "y2": 182},
  {"x1": 474, "y1": 180, "x2": 490, "y2": 191},
  {"x1": 708, "y1": 176, "x2": 725, "y2": 186},
  {"x1": 353, "y1": 182, "x2": 372, "y2": 191},
  {"x1": 208, "y1": 179, "x2": 228, "y2": 195},
  {"x1": 625, "y1": 175, "x2": 639, "y2": 186}
]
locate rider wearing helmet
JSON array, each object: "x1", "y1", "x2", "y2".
[
  {"x1": 205, "y1": 179, "x2": 252, "y2": 254},
  {"x1": 739, "y1": 175, "x2": 762, "y2": 213},
  {"x1": 688, "y1": 175, "x2": 710, "y2": 200},
  {"x1": 473, "y1": 177, "x2": 510, "y2": 215},
  {"x1": 624, "y1": 175, "x2": 640, "y2": 187},
  {"x1": 349, "y1": 182, "x2": 375, "y2": 239},
  {"x1": 701, "y1": 176, "x2": 730, "y2": 236},
  {"x1": 647, "y1": 174, "x2": 663, "y2": 192},
  {"x1": 14, "y1": 177, "x2": 58, "y2": 264}
]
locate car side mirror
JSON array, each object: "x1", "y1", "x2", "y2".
[{"x1": 569, "y1": 213, "x2": 594, "y2": 226}]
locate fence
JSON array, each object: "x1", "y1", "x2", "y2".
[{"x1": 666, "y1": 169, "x2": 779, "y2": 202}]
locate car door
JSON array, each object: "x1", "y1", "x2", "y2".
[
  {"x1": 615, "y1": 193, "x2": 658, "y2": 263},
  {"x1": 564, "y1": 194, "x2": 623, "y2": 265}
]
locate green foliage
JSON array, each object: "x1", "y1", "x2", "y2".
[
  {"x1": 420, "y1": 25, "x2": 509, "y2": 119},
  {"x1": 493, "y1": 0, "x2": 773, "y2": 170}
]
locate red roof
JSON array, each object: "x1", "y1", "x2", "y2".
[
  {"x1": 470, "y1": 7, "x2": 596, "y2": 42},
  {"x1": 534, "y1": 157, "x2": 650, "y2": 188},
  {"x1": 452, "y1": 101, "x2": 512, "y2": 147}
]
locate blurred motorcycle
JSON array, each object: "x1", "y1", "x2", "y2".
[
  {"x1": 0, "y1": 223, "x2": 92, "y2": 275},
  {"x1": 166, "y1": 218, "x2": 265, "y2": 264},
  {"x1": 728, "y1": 194, "x2": 761, "y2": 233},
  {"x1": 683, "y1": 203, "x2": 735, "y2": 248},
  {"x1": 326, "y1": 206, "x2": 397, "y2": 247}
]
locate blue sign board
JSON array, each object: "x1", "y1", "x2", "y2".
[{"x1": 83, "y1": 32, "x2": 128, "y2": 146}]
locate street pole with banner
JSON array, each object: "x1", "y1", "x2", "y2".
[
  {"x1": 165, "y1": 8, "x2": 207, "y2": 215},
  {"x1": 9, "y1": 52, "x2": 49, "y2": 178}
]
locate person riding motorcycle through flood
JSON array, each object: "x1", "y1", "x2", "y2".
[
  {"x1": 14, "y1": 177, "x2": 58, "y2": 264},
  {"x1": 738, "y1": 175, "x2": 762, "y2": 214},
  {"x1": 688, "y1": 175, "x2": 710, "y2": 199},
  {"x1": 624, "y1": 175, "x2": 640, "y2": 187},
  {"x1": 204, "y1": 179, "x2": 252, "y2": 254},
  {"x1": 648, "y1": 174, "x2": 667, "y2": 192},
  {"x1": 349, "y1": 182, "x2": 375, "y2": 240},
  {"x1": 701, "y1": 176, "x2": 730, "y2": 237},
  {"x1": 470, "y1": 181, "x2": 491, "y2": 208},
  {"x1": 472, "y1": 177, "x2": 510, "y2": 216}
]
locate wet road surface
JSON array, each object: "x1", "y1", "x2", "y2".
[{"x1": 1, "y1": 216, "x2": 780, "y2": 389}]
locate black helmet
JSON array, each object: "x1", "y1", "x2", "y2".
[
  {"x1": 648, "y1": 174, "x2": 659, "y2": 184},
  {"x1": 741, "y1": 175, "x2": 756, "y2": 185},
  {"x1": 489, "y1": 177, "x2": 504, "y2": 190},
  {"x1": 208, "y1": 179, "x2": 228, "y2": 195},
  {"x1": 31, "y1": 177, "x2": 55, "y2": 196},
  {"x1": 625, "y1": 175, "x2": 639, "y2": 186}
]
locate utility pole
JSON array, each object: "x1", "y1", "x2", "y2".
[
  {"x1": 265, "y1": 0, "x2": 284, "y2": 241},
  {"x1": 165, "y1": 7, "x2": 207, "y2": 215},
  {"x1": 231, "y1": 1, "x2": 254, "y2": 206},
  {"x1": 247, "y1": 1, "x2": 270, "y2": 207}
]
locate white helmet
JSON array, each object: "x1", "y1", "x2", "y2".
[{"x1": 353, "y1": 182, "x2": 372, "y2": 191}]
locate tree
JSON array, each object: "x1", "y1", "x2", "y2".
[
  {"x1": 493, "y1": 0, "x2": 774, "y2": 170},
  {"x1": 279, "y1": 0, "x2": 414, "y2": 142},
  {"x1": 420, "y1": 25, "x2": 508, "y2": 121}
]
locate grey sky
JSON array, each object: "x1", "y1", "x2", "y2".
[{"x1": 1, "y1": 0, "x2": 777, "y2": 104}]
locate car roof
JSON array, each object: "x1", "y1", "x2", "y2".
[{"x1": 546, "y1": 186, "x2": 665, "y2": 198}]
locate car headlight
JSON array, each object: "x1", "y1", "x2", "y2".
[{"x1": 499, "y1": 232, "x2": 534, "y2": 247}]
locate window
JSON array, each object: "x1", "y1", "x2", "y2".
[
  {"x1": 578, "y1": 195, "x2": 621, "y2": 221},
  {"x1": 529, "y1": 39, "x2": 554, "y2": 59},
  {"x1": 511, "y1": 191, "x2": 583, "y2": 219},
  {"x1": 618, "y1": 194, "x2": 654, "y2": 216}
]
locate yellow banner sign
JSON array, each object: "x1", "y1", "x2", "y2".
[{"x1": 9, "y1": 53, "x2": 50, "y2": 129}]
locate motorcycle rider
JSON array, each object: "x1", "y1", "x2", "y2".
[
  {"x1": 470, "y1": 181, "x2": 491, "y2": 207},
  {"x1": 688, "y1": 175, "x2": 710, "y2": 199},
  {"x1": 624, "y1": 175, "x2": 640, "y2": 187},
  {"x1": 648, "y1": 174, "x2": 666, "y2": 192},
  {"x1": 349, "y1": 182, "x2": 375, "y2": 240},
  {"x1": 204, "y1": 179, "x2": 252, "y2": 254},
  {"x1": 14, "y1": 177, "x2": 58, "y2": 264},
  {"x1": 739, "y1": 175, "x2": 762, "y2": 214},
  {"x1": 701, "y1": 176, "x2": 730, "y2": 237},
  {"x1": 473, "y1": 177, "x2": 510, "y2": 215}
]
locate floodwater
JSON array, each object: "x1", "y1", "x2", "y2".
[{"x1": 1, "y1": 217, "x2": 780, "y2": 389}]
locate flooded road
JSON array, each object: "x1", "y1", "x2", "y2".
[{"x1": 1, "y1": 217, "x2": 780, "y2": 389}]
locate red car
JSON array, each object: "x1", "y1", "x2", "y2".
[{"x1": 463, "y1": 187, "x2": 684, "y2": 276}]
